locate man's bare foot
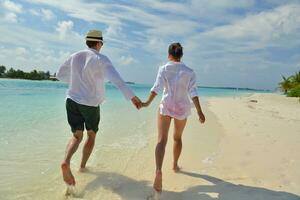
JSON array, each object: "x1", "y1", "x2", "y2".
[
  {"x1": 153, "y1": 171, "x2": 162, "y2": 193},
  {"x1": 173, "y1": 164, "x2": 181, "y2": 173},
  {"x1": 61, "y1": 162, "x2": 75, "y2": 185}
]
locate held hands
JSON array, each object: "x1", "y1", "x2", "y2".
[
  {"x1": 141, "y1": 101, "x2": 150, "y2": 107},
  {"x1": 132, "y1": 94, "x2": 206, "y2": 124},
  {"x1": 140, "y1": 91, "x2": 156, "y2": 109},
  {"x1": 131, "y1": 96, "x2": 142, "y2": 110},
  {"x1": 131, "y1": 96, "x2": 151, "y2": 110}
]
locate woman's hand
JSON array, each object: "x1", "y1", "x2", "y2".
[
  {"x1": 141, "y1": 101, "x2": 150, "y2": 107},
  {"x1": 198, "y1": 111, "x2": 205, "y2": 123}
]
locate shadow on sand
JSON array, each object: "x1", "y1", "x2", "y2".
[{"x1": 78, "y1": 170, "x2": 299, "y2": 200}]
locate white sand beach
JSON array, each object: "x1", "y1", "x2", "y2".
[
  {"x1": 53, "y1": 93, "x2": 300, "y2": 200},
  {"x1": 3, "y1": 93, "x2": 299, "y2": 200}
]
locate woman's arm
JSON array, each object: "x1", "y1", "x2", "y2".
[
  {"x1": 192, "y1": 96, "x2": 205, "y2": 123},
  {"x1": 142, "y1": 91, "x2": 157, "y2": 107},
  {"x1": 188, "y1": 72, "x2": 205, "y2": 123},
  {"x1": 142, "y1": 66, "x2": 164, "y2": 107}
]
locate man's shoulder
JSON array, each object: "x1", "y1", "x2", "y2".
[
  {"x1": 70, "y1": 49, "x2": 89, "y2": 57},
  {"x1": 97, "y1": 53, "x2": 111, "y2": 64},
  {"x1": 97, "y1": 53, "x2": 108, "y2": 59},
  {"x1": 73, "y1": 50, "x2": 107, "y2": 59}
]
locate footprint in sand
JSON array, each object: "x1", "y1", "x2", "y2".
[
  {"x1": 147, "y1": 191, "x2": 161, "y2": 200},
  {"x1": 202, "y1": 157, "x2": 214, "y2": 164}
]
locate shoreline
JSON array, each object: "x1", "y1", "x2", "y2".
[{"x1": 0, "y1": 78, "x2": 273, "y2": 92}]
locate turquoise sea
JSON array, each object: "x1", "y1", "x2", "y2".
[{"x1": 0, "y1": 78, "x2": 269, "y2": 199}]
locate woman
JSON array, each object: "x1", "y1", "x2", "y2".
[{"x1": 142, "y1": 42, "x2": 206, "y2": 193}]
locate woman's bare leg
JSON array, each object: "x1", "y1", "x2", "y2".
[
  {"x1": 154, "y1": 114, "x2": 172, "y2": 192},
  {"x1": 173, "y1": 118, "x2": 187, "y2": 172}
]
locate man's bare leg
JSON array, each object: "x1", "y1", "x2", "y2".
[
  {"x1": 173, "y1": 118, "x2": 187, "y2": 172},
  {"x1": 80, "y1": 130, "x2": 96, "y2": 171},
  {"x1": 61, "y1": 130, "x2": 83, "y2": 185},
  {"x1": 154, "y1": 114, "x2": 171, "y2": 192}
]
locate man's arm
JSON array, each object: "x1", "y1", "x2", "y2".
[
  {"x1": 56, "y1": 57, "x2": 71, "y2": 83},
  {"x1": 104, "y1": 58, "x2": 141, "y2": 109}
]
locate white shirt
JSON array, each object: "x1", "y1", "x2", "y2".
[
  {"x1": 56, "y1": 48, "x2": 135, "y2": 107},
  {"x1": 151, "y1": 61, "x2": 198, "y2": 120}
]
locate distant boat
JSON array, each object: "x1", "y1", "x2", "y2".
[
  {"x1": 106, "y1": 81, "x2": 135, "y2": 85},
  {"x1": 125, "y1": 81, "x2": 135, "y2": 85},
  {"x1": 49, "y1": 76, "x2": 58, "y2": 81}
]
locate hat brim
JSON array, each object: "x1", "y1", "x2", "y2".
[{"x1": 86, "y1": 38, "x2": 103, "y2": 42}]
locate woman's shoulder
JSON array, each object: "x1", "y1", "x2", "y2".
[
  {"x1": 157, "y1": 63, "x2": 169, "y2": 72},
  {"x1": 180, "y1": 63, "x2": 195, "y2": 74}
]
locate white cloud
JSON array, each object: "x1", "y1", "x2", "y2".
[
  {"x1": 0, "y1": 46, "x2": 71, "y2": 72},
  {"x1": 15, "y1": 47, "x2": 27, "y2": 56},
  {"x1": 25, "y1": 0, "x2": 119, "y2": 24},
  {"x1": 119, "y1": 56, "x2": 137, "y2": 66},
  {"x1": 191, "y1": 0, "x2": 255, "y2": 10},
  {"x1": 56, "y1": 20, "x2": 74, "y2": 39},
  {"x1": 1, "y1": 0, "x2": 23, "y2": 23},
  {"x1": 0, "y1": 22, "x2": 82, "y2": 49},
  {"x1": 3, "y1": 12, "x2": 17, "y2": 22},
  {"x1": 41, "y1": 8, "x2": 54, "y2": 20},
  {"x1": 29, "y1": 8, "x2": 55, "y2": 20},
  {"x1": 204, "y1": 4, "x2": 300, "y2": 44},
  {"x1": 105, "y1": 24, "x2": 122, "y2": 39},
  {"x1": 2, "y1": 0, "x2": 22, "y2": 13},
  {"x1": 29, "y1": 9, "x2": 39, "y2": 16},
  {"x1": 182, "y1": 3, "x2": 300, "y2": 58}
]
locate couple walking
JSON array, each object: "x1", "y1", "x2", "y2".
[{"x1": 57, "y1": 29, "x2": 206, "y2": 194}]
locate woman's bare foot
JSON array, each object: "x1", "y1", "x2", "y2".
[
  {"x1": 61, "y1": 162, "x2": 75, "y2": 185},
  {"x1": 79, "y1": 167, "x2": 89, "y2": 173},
  {"x1": 173, "y1": 164, "x2": 181, "y2": 172},
  {"x1": 153, "y1": 171, "x2": 162, "y2": 192}
]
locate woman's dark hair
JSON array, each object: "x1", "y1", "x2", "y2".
[
  {"x1": 168, "y1": 42, "x2": 183, "y2": 60},
  {"x1": 86, "y1": 40, "x2": 100, "y2": 48}
]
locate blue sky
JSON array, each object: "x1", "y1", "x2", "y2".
[{"x1": 0, "y1": 0, "x2": 299, "y2": 89}]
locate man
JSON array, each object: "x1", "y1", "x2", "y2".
[{"x1": 56, "y1": 30, "x2": 142, "y2": 185}]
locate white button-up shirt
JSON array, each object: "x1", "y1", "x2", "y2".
[
  {"x1": 151, "y1": 61, "x2": 198, "y2": 120},
  {"x1": 56, "y1": 48, "x2": 135, "y2": 107}
]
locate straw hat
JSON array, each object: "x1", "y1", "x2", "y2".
[{"x1": 85, "y1": 30, "x2": 103, "y2": 42}]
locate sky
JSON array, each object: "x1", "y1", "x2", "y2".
[{"x1": 0, "y1": 0, "x2": 300, "y2": 90}]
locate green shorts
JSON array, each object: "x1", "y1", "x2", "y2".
[{"x1": 66, "y1": 98, "x2": 100, "y2": 133}]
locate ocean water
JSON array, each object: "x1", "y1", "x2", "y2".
[{"x1": 0, "y1": 79, "x2": 267, "y2": 199}]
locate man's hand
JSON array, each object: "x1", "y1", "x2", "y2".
[
  {"x1": 131, "y1": 96, "x2": 142, "y2": 110},
  {"x1": 198, "y1": 111, "x2": 205, "y2": 123}
]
